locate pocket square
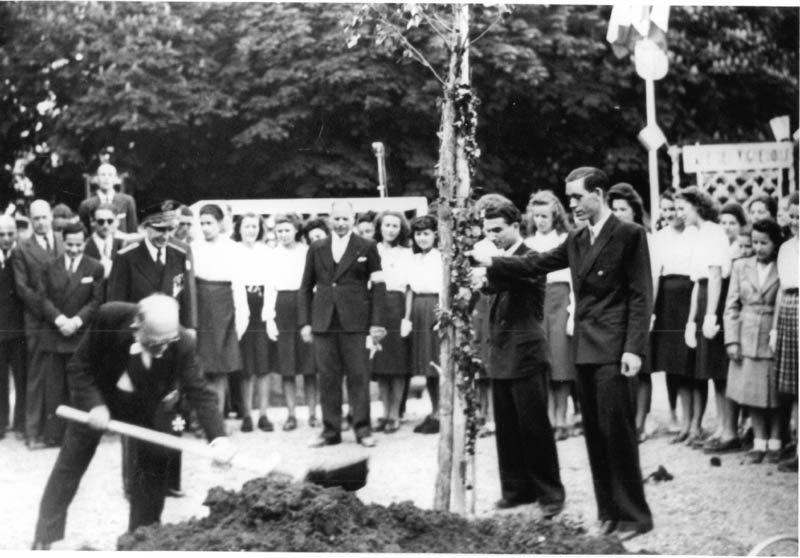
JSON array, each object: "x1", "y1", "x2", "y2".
[
  {"x1": 80, "y1": 276, "x2": 93, "y2": 284},
  {"x1": 116, "y1": 372, "x2": 134, "y2": 392},
  {"x1": 357, "y1": 256, "x2": 367, "y2": 262}
]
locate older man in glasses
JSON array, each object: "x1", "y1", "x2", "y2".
[{"x1": 32, "y1": 294, "x2": 232, "y2": 550}]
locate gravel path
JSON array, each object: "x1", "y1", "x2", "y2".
[{"x1": 1, "y1": 373, "x2": 796, "y2": 553}]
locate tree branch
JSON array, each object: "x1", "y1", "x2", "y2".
[{"x1": 470, "y1": 13, "x2": 504, "y2": 45}]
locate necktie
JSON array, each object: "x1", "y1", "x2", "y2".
[
  {"x1": 42, "y1": 235, "x2": 51, "y2": 253},
  {"x1": 588, "y1": 227, "x2": 596, "y2": 246},
  {"x1": 67, "y1": 257, "x2": 75, "y2": 275},
  {"x1": 156, "y1": 248, "x2": 164, "y2": 266},
  {"x1": 1, "y1": 250, "x2": 8, "y2": 268}
]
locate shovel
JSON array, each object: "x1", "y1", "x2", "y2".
[{"x1": 56, "y1": 405, "x2": 368, "y2": 492}]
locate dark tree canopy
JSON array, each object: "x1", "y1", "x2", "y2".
[{"x1": 0, "y1": 3, "x2": 796, "y2": 212}]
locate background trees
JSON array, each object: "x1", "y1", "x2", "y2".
[{"x1": 0, "y1": 3, "x2": 796, "y2": 211}]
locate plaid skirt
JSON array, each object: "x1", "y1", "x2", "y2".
[{"x1": 777, "y1": 291, "x2": 798, "y2": 396}]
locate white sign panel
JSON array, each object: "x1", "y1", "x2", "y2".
[{"x1": 683, "y1": 142, "x2": 793, "y2": 173}]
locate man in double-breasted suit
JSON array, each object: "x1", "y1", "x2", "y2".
[
  {"x1": 0, "y1": 215, "x2": 26, "y2": 439},
  {"x1": 298, "y1": 201, "x2": 386, "y2": 447},
  {"x1": 77, "y1": 163, "x2": 138, "y2": 237},
  {"x1": 32, "y1": 295, "x2": 232, "y2": 549},
  {"x1": 478, "y1": 202, "x2": 565, "y2": 517},
  {"x1": 35, "y1": 222, "x2": 104, "y2": 445},
  {"x1": 474, "y1": 167, "x2": 653, "y2": 541},
  {"x1": 12, "y1": 200, "x2": 65, "y2": 445}
]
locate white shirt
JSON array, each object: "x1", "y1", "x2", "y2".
[
  {"x1": 237, "y1": 242, "x2": 277, "y2": 321},
  {"x1": 589, "y1": 210, "x2": 612, "y2": 245},
  {"x1": 270, "y1": 243, "x2": 308, "y2": 291},
  {"x1": 93, "y1": 233, "x2": 114, "y2": 259},
  {"x1": 64, "y1": 254, "x2": 82, "y2": 273},
  {"x1": 756, "y1": 261, "x2": 774, "y2": 289},
  {"x1": 143, "y1": 237, "x2": 164, "y2": 265},
  {"x1": 408, "y1": 248, "x2": 443, "y2": 294},
  {"x1": 331, "y1": 231, "x2": 352, "y2": 264},
  {"x1": 97, "y1": 190, "x2": 115, "y2": 205},
  {"x1": 0, "y1": 242, "x2": 15, "y2": 267},
  {"x1": 192, "y1": 237, "x2": 249, "y2": 337},
  {"x1": 777, "y1": 235, "x2": 798, "y2": 289},
  {"x1": 653, "y1": 225, "x2": 697, "y2": 276},
  {"x1": 688, "y1": 220, "x2": 730, "y2": 281},
  {"x1": 378, "y1": 243, "x2": 412, "y2": 293},
  {"x1": 35, "y1": 232, "x2": 55, "y2": 252},
  {"x1": 525, "y1": 230, "x2": 571, "y2": 284}
]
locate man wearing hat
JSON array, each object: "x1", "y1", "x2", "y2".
[{"x1": 107, "y1": 199, "x2": 198, "y2": 498}]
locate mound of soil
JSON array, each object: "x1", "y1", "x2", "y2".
[{"x1": 118, "y1": 473, "x2": 626, "y2": 553}]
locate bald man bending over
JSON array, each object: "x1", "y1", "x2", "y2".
[{"x1": 32, "y1": 294, "x2": 232, "y2": 549}]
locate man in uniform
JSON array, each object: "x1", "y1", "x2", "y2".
[{"x1": 32, "y1": 294, "x2": 232, "y2": 549}]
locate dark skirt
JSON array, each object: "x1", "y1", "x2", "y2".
[
  {"x1": 372, "y1": 291, "x2": 409, "y2": 378},
  {"x1": 240, "y1": 286, "x2": 269, "y2": 377},
  {"x1": 652, "y1": 275, "x2": 695, "y2": 377},
  {"x1": 411, "y1": 293, "x2": 439, "y2": 377},
  {"x1": 694, "y1": 278, "x2": 728, "y2": 381},
  {"x1": 471, "y1": 293, "x2": 492, "y2": 379},
  {"x1": 543, "y1": 282, "x2": 576, "y2": 382},
  {"x1": 275, "y1": 290, "x2": 314, "y2": 377},
  {"x1": 197, "y1": 278, "x2": 242, "y2": 375},
  {"x1": 776, "y1": 290, "x2": 798, "y2": 396}
]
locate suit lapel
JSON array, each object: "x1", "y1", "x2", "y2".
[
  {"x1": 577, "y1": 216, "x2": 616, "y2": 281},
  {"x1": 131, "y1": 244, "x2": 162, "y2": 292},
  {"x1": 333, "y1": 235, "x2": 360, "y2": 281},
  {"x1": 26, "y1": 237, "x2": 51, "y2": 267},
  {"x1": 760, "y1": 262, "x2": 779, "y2": 297}
]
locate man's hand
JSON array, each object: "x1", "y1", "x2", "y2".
[
  {"x1": 684, "y1": 322, "x2": 698, "y2": 349},
  {"x1": 702, "y1": 314, "x2": 720, "y2": 339},
  {"x1": 620, "y1": 352, "x2": 642, "y2": 377},
  {"x1": 469, "y1": 267, "x2": 487, "y2": 290},
  {"x1": 300, "y1": 325, "x2": 313, "y2": 344},
  {"x1": 266, "y1": 319, "x2": 279, "y2": 342},
  {"x1": 400, "y1": 318, "x2": 412, "y2": 338},
  {"x1": 726, "y1": 343, "x2": 742, "y2": 362},
  {"x1": 54, "y1": 314, "x2": 69, "y2": 329},
  {"x1": 768, "y1": 329, "x2": 778, "y2": 353},
  {"x1": 59, "y1": 319, "x2": 78, "y2": 337},
  {"x1": 209, "y1": 437, "x2": 235, "y2": 469},
  {"x1": 369, "y1": 326, "x2": 387, "y2": 346},
  {"x1": 87, "y1": 405, "x2": 111, "y2": 431}
]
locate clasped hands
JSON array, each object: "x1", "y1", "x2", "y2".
[
  {"x1": 55, "y1": 314, "x2": 81, "y2": 337},
  {"x1": 300, "y1": 325, "x2": 387, "y2": 346}
]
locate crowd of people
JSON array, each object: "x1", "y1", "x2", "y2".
[{"x1": 0, "y1": 161, "x2": 797, "y2": 546}]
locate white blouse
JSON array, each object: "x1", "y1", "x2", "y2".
[
  {"x1": 237, "y1": 242, "x2": 277, "y2": 321},
  {"x1": 688, "y1": 220, "x2": 731, "y2": 281},
  {"x1": 270, "y1": 243, "x2": 308, "y2": 291},
  {"x1": 653, "y1": 225, "x2": 696, "y2": 277},
  {"x1": 524, "y1": 230, "x2": 571, "y2": 284},
  {"x1": 777, "y1": 235, "x2": 798, "y2": 289},
  {"x1": 192, "y1": 237, "x2": 249, "y2": 337},
  {"x1": 378, "y1": 243, "x2": 412, "y2": 293},
  {"x1": 408, "y1": 248, "x2": 443, "y2": 295}
]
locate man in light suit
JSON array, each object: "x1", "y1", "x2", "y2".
[
  {"x1": 12, "y1": 200, "x2": 64, "y2": 447},
  {"x1": 77, "y1": 163, "x2": 138, "y2": 238},
  {"x1": 298, "y1": 201, "x2": 386, "y2": 448},
  {"x1": 478, "y1": 202, "x2": 565, "y2": 518},
  {"x1": 0, "y1": 215, "x2": 26, "y2": 440},
  {"x1": 473, "y1": 167, "x2": 653, "y2": 541},
  {"x1": 83, "y1": 203, "x2": 124, "y2": 281},
  {"x1": 34, "y1": 222, "x2": 104, "y2": 446}
]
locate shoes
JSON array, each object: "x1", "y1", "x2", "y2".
[
  {"x1": 384, "y1": 419, "x2": 400, "y2": 434},
  {"x1": 599, "y1": 519, "x2": 618, "y2": 535},
  {"x1": 166, "y1": 488, "x2": 186, "y2": 498},
  {"x1": 357, "y1": 435, "x2": 377, "y2": 448},
  {"x1": 342, "y1": 414, "x2": 353, "y2": 431},
  {"x1": 27, "y1": 438, "x2": 47, "y2": 450},
  {"x1": 744, "y1": 450, "x2": 766, "y2": 464},
  {"x1": 374, "y1": 418, "x2": 387, "y2": 432},
  {"x1": 616, "y1": 524, "x2": 652, "y2": 542},
  {"x1": 495, "y1": 497, "x2": 535, "y2": 510},
  {"x1": 308, "y1": 435, "x2": 341, "y2": 448},
  {"x1": 778, "y1": 455, "x2": 798, "y2": 472},
  {"x1": 283, "y1": 416, "x2": 297, "y2": 432},
  {"x1": 687, "y1": 431, "x2": 708, "y2": 448},
  {"x1": 703, "y1": 437, "x2": 742, "y2": 454},
  {"x1": 241, "y1": 416, "x2": 253, "y2": 433},
  {"x1": 32, "y1": 540, "x2": 51, "y2": 550},
  {"x1": 540, "y1": 501, "x2": 564, "y2": 519},
  {"x1": 257, "y1": 415, "x2": 274, "y2": 432},
  {"x1": 413, "y1": 415, "x2": 440, "y2": 434},
  {"x1": 765, "y1": 449, "x2": 782, "y2": 464},
  {"x1": 308, "y1": 416, "x2": 319, "y2": 428},
  {"x1": 669, "y1": 431, "x2": 689, "y2": 444}
]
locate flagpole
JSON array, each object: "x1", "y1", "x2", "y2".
[{"x1": 645, "y1": 78, "x2": 659, "y2": 225}]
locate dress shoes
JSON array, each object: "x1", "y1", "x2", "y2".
[
  {"x1": 374, "y1": 418, "x2": 387, "y2": 432},
  {"x1": 357, "y1": 435, "x2": 377, "y2": 448},
  {"x1": 257, "y1": 415, "x2": 274, "y2": 432},
  {"x1": 614, "y1": 521, "x2": 652, "y2": 542},
  {"x1": 540, "y1": 501, "x2": 564, "y2": 519},
  {"x1": 494, "y1": 497, "x2": 535, "y2": 510},
  {"x1": 778, "y1": 455, "x2": 798, "y2": 472},
  {"x1": 413, "y1": 415, "x2": 440, "y2": 434},
  {"x1": 703, "y1": 437, "x2": 742, "y2": 454},
  {"x1": 283, "y1": 416, "x2": 298, "y2": 431},
  {"x1": 240, "y1": 416, "x2": 254, "y2": 433},
  {"x1": 599, "y1": 520, "x2": 618, "y2": 535},
  {"x1": 765, "y1": 449, "x2": 782, "y2": 464},
  {"x1": 308, "y1": 436, "x2": 341, "y2": 448}
]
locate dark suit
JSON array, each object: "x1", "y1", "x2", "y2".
[
  {"x1": 298, "y1": 234, "x2": 386, "y2": 442},
  {"x1": 34, "y1": 302, "x2": 225, "y2": 545},
  {"x1": 484, "y1": 242, "x2": 564, "y2": 507},
  {"x1": 35, "y1": 255, "x2": 104, "y2": 443},
  {"x1": 11, "y1": 234, "x2": 64, "y2": 440},
  {"x1": 492, "y1": 214, "x2": 653, "y2": 531},
  {"x1": 77, "y1": 192, "x2": 138, "y2": 234},
  {"x1": 0, "y1": 250, "x2": 26, "y2": 433}
]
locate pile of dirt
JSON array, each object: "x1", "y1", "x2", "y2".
[{"x1": 118, "y1": 473, "x2": 626, "y2": 553}]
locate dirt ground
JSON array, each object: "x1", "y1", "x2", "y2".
[{"x1": 1, "y1": 373, "x2": 797, "y2": 554}]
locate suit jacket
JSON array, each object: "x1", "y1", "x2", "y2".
[
  {"x1": 11, "y1": 234, "x2": 65, "y2": 334},
  {"x1": 106, "y1": 242, "x2": 197, "y2": 329},
  {"x1": 67, "y1": 301, "x2": 225, "y2": 440},
  {"x1": 492, "y1": 214, "x2": 652, "y2": 365},
  {"x1": 298, "y1": 234, "x2": 386, "y2": 333},
  {"x1": 78, "y1": 192, "x2": 138, "y2": 234},
  {"x1": 723, "y1": 256, "x2": 779, "y2": 359},
  {"x1": 0, "y1": 253, "x2": 24, "y2": 342},
  {"x1": 485, "y1": 242, "x2": 550, "y2": 379},
  {"x1": 37, "y1": 255, "x2": 104, "y2": 354}
]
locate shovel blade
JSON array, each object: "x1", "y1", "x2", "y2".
[{"x1": 303, "y1": 457, "x2": 369, "y2": 492}]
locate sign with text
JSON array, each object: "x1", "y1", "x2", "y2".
[{"x1": 683, "y1": 142, "x2": 793, "y2": 173}]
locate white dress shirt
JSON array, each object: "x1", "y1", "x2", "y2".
[
  {"x1": 238, "y1": 242, "x2": 277, "y2": 321},
  {"x1": 35, "y1": 232, "x2": 55, "y2": 252},
  {"x1": 689, "y1": 220, "x2": 731, "y2": 281},
  {"x1": 756, "y1": 261, "x2": 774, "y2": 289},
  {"x1": 408, "y1": 248, "x2": 443, "y2": 294},
  {"x1": 64, "y1": 254, "x2": 82, "y2": 273},
  {"x1": 192, "y1": 237, "x2": 249, "y2": 338},
  {"x1": 589, "y1": 210, "x2": 612, "y2": 244},
  {"x1": 270, "y1": 243, "x2": 308, "y2": 291},
  {"x1": 143, "y1": 237, "x2": 164, "y2": 265},
  {"x1": 331, "y1": 231, "x2": 352, "y2": 264},
  {"x1": 777, "y1": 235, "x2": 798, "y2": 289},
  {"x1": 654, "y1": 225, "x2": 697, "y2": 276},
  {"x1": 378, "y1": 243, "x2": 412, "y2": 293}
]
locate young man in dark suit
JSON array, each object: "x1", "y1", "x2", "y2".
[
  {"x1": 298, "y1": 201, "x2": 387, "y2": 448},
  {"x1": 473, "y1": 167, "x2": 653, "y2": 541},
  {"x1": 12, "y1": 200, "x2": 65, "y2": 447},
  {"x1": 34, "y1": 222, "x2": 104, "y2": 446},
  {"x1": 32, "y1": 294, "x2": 232, "y2": 550},
  {"x1": 77, "y1": 163, "x2": 138, "y2": 238},
  {"x1": 477, "y1": 202, "x2": 565, "y2": 518},
  {"x1": 0, "y1": 215, "x2": 26, "y2": 439},
  {"x1": 83, "y1": 203, "x2": 124, "y2": 280}
]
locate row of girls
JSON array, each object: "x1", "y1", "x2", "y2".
[{"x1": 188, "y1": 204, "x2": 446, "y2": 436}]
